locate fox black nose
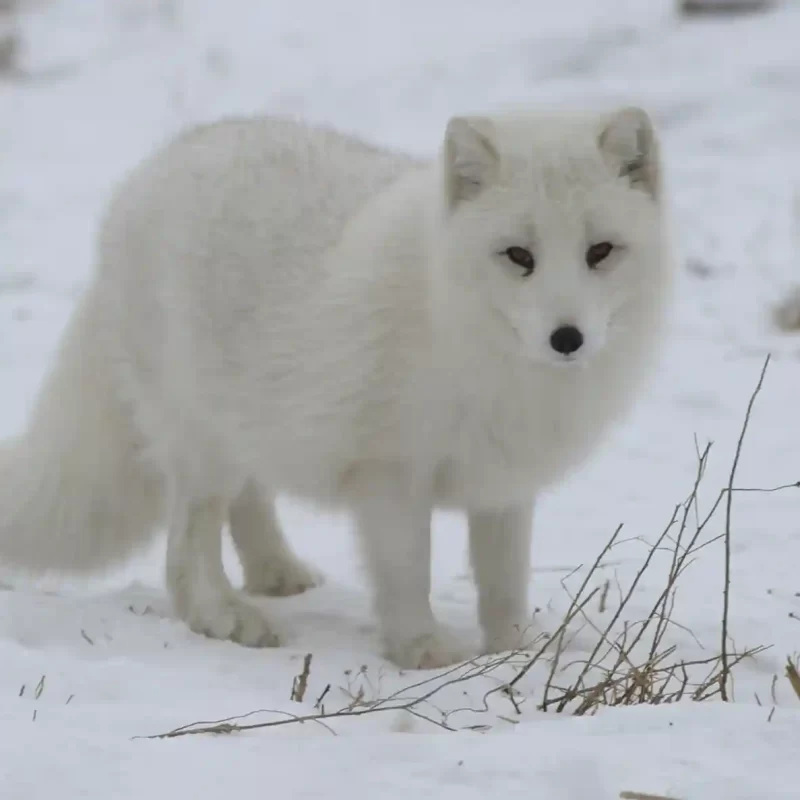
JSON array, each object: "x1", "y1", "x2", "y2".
[{"x1": 550, "y1": 325, "x2": 584, "y2": 355}]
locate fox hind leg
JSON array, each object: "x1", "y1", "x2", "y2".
[
  {"x1": 166, "y1": 493, "x2": 279, "y2": 647},
  {"x1": 229, "y1": 480, "x2": 321, "y2": 597}
]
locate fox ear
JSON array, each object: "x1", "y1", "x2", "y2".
[
  {"x1": 598, "y1": 106, "x2": 660, "y2": 199},
  {"x1": 443, "y1": 116, "x2": 499, "y2": 208}
]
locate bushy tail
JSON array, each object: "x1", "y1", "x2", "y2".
[{"x1": 0, "y1": 292, "x2": 165, "y2": 575}]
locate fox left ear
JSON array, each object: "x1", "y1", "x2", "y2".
[
  {"x1": 443, "y1": 116, "x2": 499, "y2": 209},
  {"x1": 598, "y1": 106, "x2": 660, "y2": 200}
]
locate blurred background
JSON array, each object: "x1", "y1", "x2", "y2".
[
  {"x1": 1, "y1": 0, "x2": 799, "y2": 681},
  {"x1": 3, "y1": 1, "x2": 800, "y2": 410}
]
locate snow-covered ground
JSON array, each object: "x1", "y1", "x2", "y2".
[{"x1": 1, "y1": 1, "x2": 799, "y2": 797}]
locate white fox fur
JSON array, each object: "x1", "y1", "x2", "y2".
[{"x1": 0, "y1": 107, "x2": 673, "y2": 668}]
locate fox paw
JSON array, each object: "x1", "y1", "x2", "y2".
[{"x1": 385, "y1": 627, "x2": 472, "y2": 670}]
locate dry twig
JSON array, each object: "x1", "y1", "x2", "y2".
[
  {"x1": 786, "y1": 656, "x2": 800, "y2": 701},
  {"x1": 720, "y1": 355, "x2": 770, "y2": 700},
  {"x1": 620, "y1": 792, "x2": 681, "y2": 800},
  {"x1": 290, "y1": 654, "x2": 312, "y2": 703}
]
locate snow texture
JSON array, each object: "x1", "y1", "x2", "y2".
[{"x1": 1, "y1": 1, "x2": 799, "y2": 798}]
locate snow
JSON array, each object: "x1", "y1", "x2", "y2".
[{"x1": 1, "y1": 0, "x2": 800, "y2": 797}]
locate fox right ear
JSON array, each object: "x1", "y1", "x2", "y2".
[
  {"x1": 443, "y1": 116, "x2": 498, "y2": 208},
  {"x1": 598, "y1": 106, "x2": 660, "y2": 199}
]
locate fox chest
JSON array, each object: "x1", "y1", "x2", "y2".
[{"x1": 432, "y1": 383, "x2": 607, "y2": 510}]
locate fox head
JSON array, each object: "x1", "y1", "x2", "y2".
[{"x1": 435, "y1": 106, "x2": 671, "y2": 368}]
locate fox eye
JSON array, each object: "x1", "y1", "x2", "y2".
[
  {"x1": 586, "y1": 241, "x2": 614, "y2": 269},
  {"x1": 502, "y1": 246, "x2": 535, "y2": 276}
]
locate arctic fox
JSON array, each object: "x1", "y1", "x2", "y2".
[{"x1": 0, "y1": 107, "x2": 672, "y2": 669}]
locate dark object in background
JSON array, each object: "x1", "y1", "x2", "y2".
[
  {"x1": 773, "y1": 287, "x2": 800, "y2": 332},
  {"x1": 0, "y1": 0, "x2": 17, "y2": 75},
  {"x1": 680, "y1": 0, "x2": 773, "y2": 15}
]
